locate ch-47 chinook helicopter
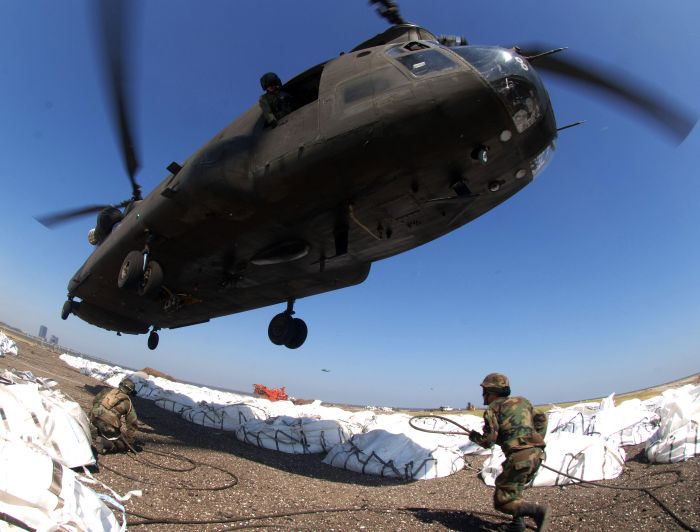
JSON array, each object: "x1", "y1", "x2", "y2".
[{"x1": 38, "y1": 0, "x2": 696, "y2": 351}]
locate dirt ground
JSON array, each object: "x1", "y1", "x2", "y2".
[{"x1": 1, "y1": 335, "x2": 699, "y2": 531}]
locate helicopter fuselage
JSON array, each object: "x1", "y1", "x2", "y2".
[{"x1": 67, "y1": 31, "x2": 557, "y2": 343}]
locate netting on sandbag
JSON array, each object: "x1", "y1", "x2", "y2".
[
  {"x1": 323, "y1": 429, "x2": 464, "y2": 480},
  {"x1": 235, "y1": 416, "x2": 350, "y2": 454}
]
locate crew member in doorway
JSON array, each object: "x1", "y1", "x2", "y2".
[
  {"x1": 89, "y1": 377, "x2": 140, "y2": 454},
  {"x1": 469, "y1": 373, "x2": 550, "y2": 532},
  {"x1": 258, "y1": 72, "x2": 293, "y2": 127}
]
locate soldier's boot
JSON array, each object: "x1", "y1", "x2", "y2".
[
  {"x1": 96, "y1": 436, "x2": 115, "y2": 455},
  {"x1": 517, "y1": 503, "x2": 550, "y2": 532},
  {"x1": 499, "y1": 516, "x2": 525, "y2": 532}
]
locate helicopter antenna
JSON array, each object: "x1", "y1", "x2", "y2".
[
  {"x1": 522, "y1": 47, "x2": 567, "y2": 62},
  {"x1": 557, "y1": 121, "x2": 585, "y2": 132},
  {"x1": 369, "y1": 0, "x2": 406, "y2": 26}
]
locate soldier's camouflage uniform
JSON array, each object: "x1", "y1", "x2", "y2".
[
  {"x1": 259, "y1": 90, "x2": 294, "y2": 126},
  {"x1": 472, "y1": 396, "x2": 548, "y2": 515},
  {"x1": 89, "y1": 388, "x2": 138, "y2": 453}
]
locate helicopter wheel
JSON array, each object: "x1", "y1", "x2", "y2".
[
  {"x1": 118, "y1": 250, "x2": 144, "y2": 290},
  {"x1": 139, "y1": 260, "x2": 163, "y2": 296},
  {"x1": 147, "y1": 330, "x2": 159, "y2": 350},
  {"x1": 61, "y1": 300, "x2": 73, "y2": 320},
  {"x1": 268, "y1": 312, "x2": 295, "y2": 346},
  {"x1": 284, "y1": 318, "x2": 308, "y2": 349}
]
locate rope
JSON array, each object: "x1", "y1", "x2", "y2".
[{"x1": 99, "y1": 448, "x2": 238, "y2": 492}]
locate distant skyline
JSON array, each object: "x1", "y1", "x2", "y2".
[
  {"x1": 1, "y1": 1, "x2": 698, "y2": 408},
  {"x1": 3, "y1": 322, "x2": 697, "y2": 409}
]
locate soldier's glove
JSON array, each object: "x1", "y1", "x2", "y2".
[{"x1": 468, "y1": 430, "x2": 481, "y2": 443}]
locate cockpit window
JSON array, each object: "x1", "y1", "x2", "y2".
[
  {"x1": 450, "y1": 46, "x2": 549, "y2": 133},
  {"x1": 404, "y1": 41, "x2": 430, "y2": 52},
  {"x1": 390, "y1": 48, "x2": 457, "y2": 78}
]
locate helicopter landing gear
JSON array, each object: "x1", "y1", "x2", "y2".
[
  {"x1": 267, "y1": 299, "x2": 308, "y2": 349},
  {"x1": 139, "y1": 260, "x2": 163, "y2": 296},
  {"x1": 147, "y1": 328, "x2": 160, "y2": 350},
  {"x1": 117, "y1": 250, "x2": 144, "y2": 290},
  {"x1": 61, "y1": 299, "x2": 76, "y2": 320},
  {"x1": 117, "y1": 244, "x2": 164, "y2": 297}
]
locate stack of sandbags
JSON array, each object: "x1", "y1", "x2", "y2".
[{"x1": 646, "y1": 384, "x2": 700, "y2": 463}]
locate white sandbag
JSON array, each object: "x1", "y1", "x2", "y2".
[
  {"x1": 236, "y1": 415, "x2": 350, "y2": 454},
  {"x1": 546, "y1": 402, "x2": 599, "y2": 437},
  {"x1": 0, "y1": 331, "x2": 18, "y2": 357},
  {"x1": 406, "y1": 413, "x2": 490, "y2": 456},
  {"x1": 480, "y1": 432, "x2": 625, "y2": 487},
  {"x1": 180, "y1": 402, "x2": 268, "y2": 430},
  {"x1": 0, "y1": 381, "x2": 94, "y2": 468},
  {"x1": 646, "y1": 384, "x2": 700, "y2": 463},
  {"x1": 323, "y1": 428, "x2": 465, "y2": 480},
  {"x1": 0, "y1": 437, "x2": 120, "y2": 531},
  {"x1": 591, "y1": 396, "x2": 659, "y2": 447}
]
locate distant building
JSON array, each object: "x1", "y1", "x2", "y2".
[
  {"x1": 38, "y1": 325, "x2": 48, "y2": 340},
  {"x1": 49, "y1": 335, "x2": 58, "y2": 345}
]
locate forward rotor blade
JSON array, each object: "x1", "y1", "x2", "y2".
[
  {"x1": 35, "y1": 205, "x2": 111, "y2": 228},
  {"x1": 94, "y1": 0, "x2": 142, "y2": 199},
  {"x1": 369, "y1": 0, "x2": 406, "y2": 26},
  {"x1": 519, "y1": 44, "x2": 697, "y2": 144}
]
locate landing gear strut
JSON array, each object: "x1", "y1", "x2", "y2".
[{"x1": 268, "y1": 299, "x2": 308, "y2": 349}]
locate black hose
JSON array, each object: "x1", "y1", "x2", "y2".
[{"x1": 99, "y1": 448, "x2": 238, "y2": 492}]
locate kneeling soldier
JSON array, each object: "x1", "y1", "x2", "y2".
[{"x1": 90, "y1": 377, "x2": 139, "y2": 454}]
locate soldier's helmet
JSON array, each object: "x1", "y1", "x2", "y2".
[
  {"x1": 87, "y1": 228, "x2": 98, "y2": 245},
  {"x1": 260, "y1": 72, "x2": 282, "y2": 90},
  {"x1": 119, "y1": 377, "x2": 136, "y2": 395},
  {"x1": 480, "y1": 373, "x2": 510, "y2": 391}
]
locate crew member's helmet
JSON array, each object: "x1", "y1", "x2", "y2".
[
  {"x1": 119, "y1": 377, "x2": 136, "y2": 395},
  {"x1": 480, "y1": 373, "x2": 510, "y2": 392},
  {"x1": 260, "y1": 72, "x2": 282, "y2": 90},
  {"x1": 88, "y1": 228, "x2": 98, "y2": 245}
]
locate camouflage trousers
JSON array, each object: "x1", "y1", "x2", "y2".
[
  {"x1": 90, "y1": 420, "x2": 129, "y2": 454},
  {"x1": 493, "y1": 447, "x2": 544, "y2": 516}
]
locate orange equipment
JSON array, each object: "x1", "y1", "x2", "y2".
[{"x1": 253, "y1": 384, "x2": 288, "y2": 401}]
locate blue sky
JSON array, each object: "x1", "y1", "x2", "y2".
[{"x1": 1, "y1": 1, "x2": 698, "y2": 408}]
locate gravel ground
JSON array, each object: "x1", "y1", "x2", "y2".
[{"x1": 1, "y1": 335, "x2": 699, "y2": 531}]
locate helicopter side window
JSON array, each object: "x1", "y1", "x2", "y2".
[
  {"x1": 341, "y1": 67, "x2": 407, "y2": 104},
  {"x1": 278, "y1": 62, "x2": 325, "y2": 116},
  {"x1": 392, "y1": 49, "x2": 457, "y2": 78}
]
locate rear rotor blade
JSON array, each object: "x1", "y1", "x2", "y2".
[
  {"x1": 94, "y1": 0, "x2": 142, "y2": 199},
  {"x1": 35, "y1": 205, "x2": 112, "y2": 228},
  {"x1": 519, "y1": 44, "x2": 697, "y2": 144}
]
